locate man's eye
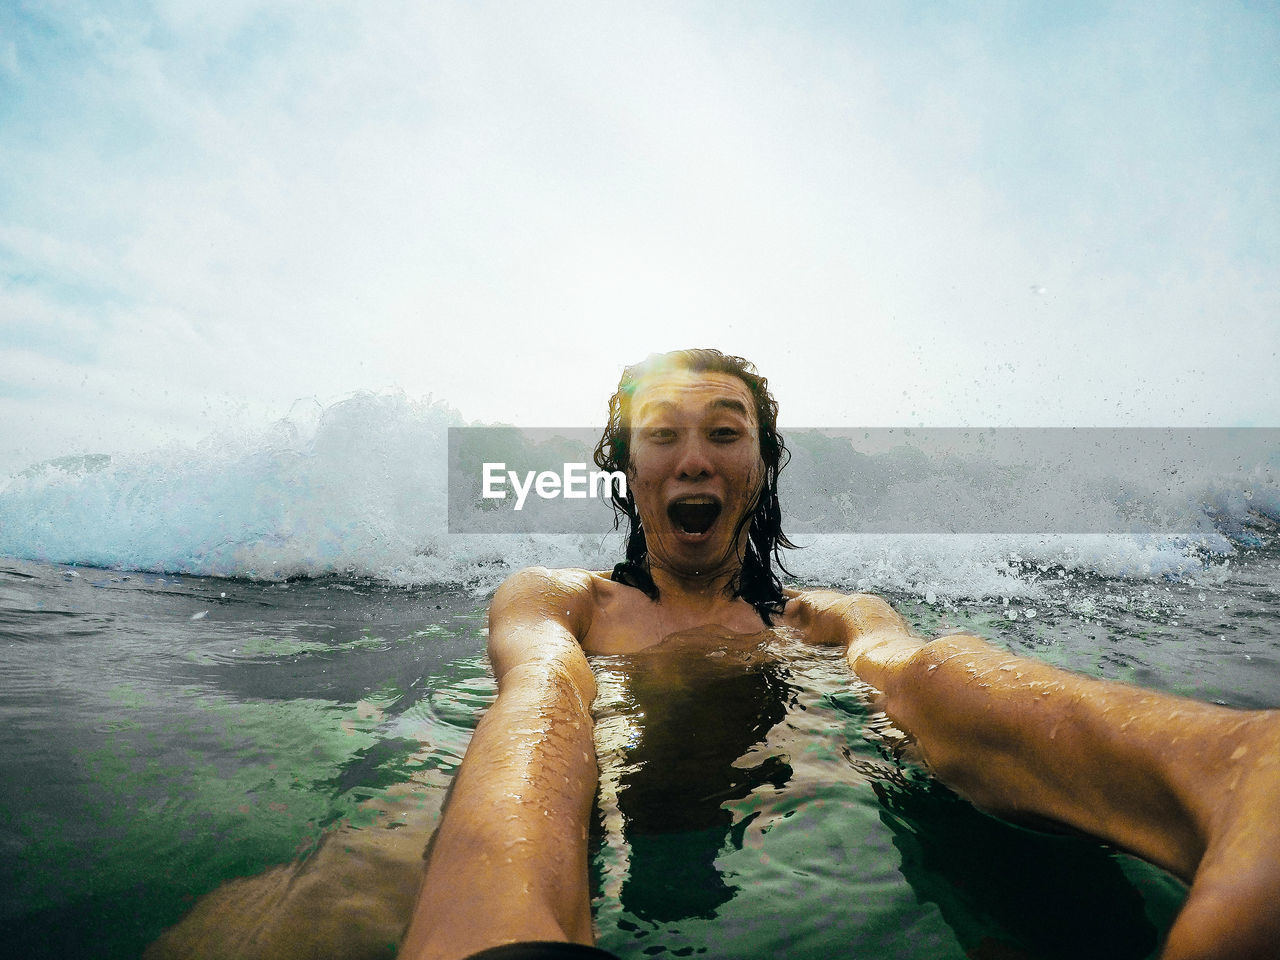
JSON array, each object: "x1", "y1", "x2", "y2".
[
  {"x1": 645, "y1": 428, "x2": 676, "y2": 443},
  {"x1": 710, "y1": 428, "x2": 741, "y2": 442}
]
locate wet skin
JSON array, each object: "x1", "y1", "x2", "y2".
[
  {"x1": 626, "y1": 369, "x2": 764, "y2": 582},
  {"x1": 583, "y1": 369, "x2": 773, "y2": 655},
  {"x1": 399, "y1": 369, "x2": 1280, "y2": 960}
]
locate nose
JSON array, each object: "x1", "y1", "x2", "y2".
[{"x1": 673, "y1": 435, "x2": 715, "y2": 480}]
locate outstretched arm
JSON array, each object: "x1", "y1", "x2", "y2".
[
  {"x1": 791, "y1": 589, "x2": 1280, "y2": 960},
  {"x1": 398, "y1": 568, "x2": 600, "y2": 960}
]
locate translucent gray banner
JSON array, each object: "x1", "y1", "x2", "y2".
[{"x1": 447, "y1": 427, "x2": 1279, "y2": 535}]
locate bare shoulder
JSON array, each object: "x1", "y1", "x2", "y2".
[
  {"x1": 487, "y1": 567, "x2": 602, "y2": 681},
  {"x1": 492, "y1": 566, "x2": 595, "y2": 610},
  {"x1": 491, "y1": 566, "x2": 598, "y2": 633},
  {"x1": 781, "y1": 588, "x2": 913, "y2": 646}
]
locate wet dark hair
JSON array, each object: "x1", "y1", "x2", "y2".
[{"x1": 592, "y1": 348, "x2": 796, "y2": 624}]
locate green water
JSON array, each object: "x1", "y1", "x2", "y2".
[
  {"x1": 588, "y1": 633, "x2": 1185, "y2": 960},
  {"x1": 2, "y1": 558, "x2": 1236, "y2": 958}
]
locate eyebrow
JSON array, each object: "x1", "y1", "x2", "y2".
[{"x1": 710, "y1": 397, "x2": 751, "y2": 416}]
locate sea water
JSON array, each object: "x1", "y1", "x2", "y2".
[{"x1": 1, "y1": 392, "x2": 1278, "y2": 959}]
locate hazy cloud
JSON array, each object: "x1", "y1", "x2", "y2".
[{"x1": 1, "y1": 0, "x2": 1276, "y2": 475}]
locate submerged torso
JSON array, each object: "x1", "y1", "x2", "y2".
[{"x1": 588, "y1": 618, "x2": 806, "y2": 923}]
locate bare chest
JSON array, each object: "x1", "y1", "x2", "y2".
[{"x1": 581, "y1": 579, "x2": 775, "y2": 655}]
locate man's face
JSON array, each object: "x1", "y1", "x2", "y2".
[{"x1": 626, "y1": 368, "x2": 764, "y2": 579}]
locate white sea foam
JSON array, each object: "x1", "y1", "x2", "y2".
[
  {"x1": 783, "y1": 532, "x2": 1236, "y2": 601},
  {"x1": 1, "y1": 392, "x2": 1274, "y2": 598}
]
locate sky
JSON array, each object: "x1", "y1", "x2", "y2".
[{"x1": 1, "y1": 0, "x2": 1277, "y2": 477}]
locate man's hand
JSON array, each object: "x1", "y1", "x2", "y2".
[{"x1": 786, "y1": 589, "x2": 923, "y2": 690}]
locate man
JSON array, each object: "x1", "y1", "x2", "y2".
[{"x1": 399, "y1": 349, "x2": 1280, "y2": 960}]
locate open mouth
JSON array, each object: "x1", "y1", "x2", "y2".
[{"x1": 667, "y1": 497, "x2": 722, "y2": 535}]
